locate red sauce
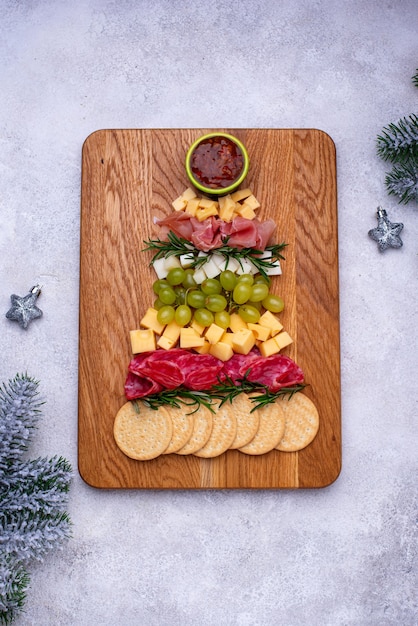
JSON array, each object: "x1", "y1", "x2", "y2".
[{"x1": 191, "y1": 136, "x2": 244, "y2": 189}]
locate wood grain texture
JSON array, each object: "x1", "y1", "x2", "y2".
[{"x1": 78, "y1": 129, "x2": 341, "y2": 489}]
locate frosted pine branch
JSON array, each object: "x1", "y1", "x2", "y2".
[
  {"x1": 0, "y1": 456, "x2": 72, "y2": 515},
  {"x1": 0, "y1": 374, "x2": 73, "y2": 624},
  {"x1": 0, "y1": 511, "x2": 72, "y2": 563},
  {"x1": 413, "y1": 69, "x2": 418, "y2": 88},
  {"x1": 377, "y1": 114, "x2": 418, "y2": 164},
  {"x1": 385, "y1": 159, "x2": 418, "y2": 204},
  {"x1": 0, "y1": 375, "x2": 43, "y2": 469},
  {"x1": 0, "y1": 557, "x2": 30, "y2": 626}
]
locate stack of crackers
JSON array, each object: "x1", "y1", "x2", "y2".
[{"x1": 113, "y1": 393, "x2": 319, "y2": 461}]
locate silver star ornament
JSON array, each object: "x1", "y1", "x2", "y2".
[
  {"x1": 368, "y1": 207, "x2": 404, "y2": 252},
  {"x1": 6, "y1": 285, "x2": 43, "y2": 329}
]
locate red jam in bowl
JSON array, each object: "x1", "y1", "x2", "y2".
[{"x1": 190, "y1": 135, "x2": 244, "y2": 189}]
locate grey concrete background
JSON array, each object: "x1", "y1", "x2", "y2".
[{"x1": 1, "y1": 1, "x2": 417, "y2": 624}]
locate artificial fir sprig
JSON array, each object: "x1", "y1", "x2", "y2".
[
  {"x1": 385, "y1": 159, "x2": 418, "y2": 205},
  {"x1": 0, "y1": 374, "x2": 73, "y2": 625},
  {"x1": 376, "y1": 114, "x2": 418, "y2": 164},
  {"x1": 376, "y1": 68, "x2": 418, "y2": 205}
]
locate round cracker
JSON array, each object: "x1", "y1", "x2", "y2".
[
  {"x1": 114, "y1": 402, "x2": 172, "y2": 461},
  {"x1": 194, "y1": 403, "x2": 237, "y2": 458},
  {"x1": 175, "y1": 404, "x2": 213, "y2": 455},
  {"x1": 275, "y1": 393, "x2": 319, "y2": 452},
  {"x1": 238, "y1": 399, "x2": 285, "y2": 455},
  {"x1": 162, "y1": 405, "x2": 195, "y2": 454},
  {"x1": 227, "y1": 393, "x2": 260, "y2": 449}
]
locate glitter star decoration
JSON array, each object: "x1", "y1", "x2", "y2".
[
  {"x1": 368, "y1": 207, "x2": 404, "y2": 252},
  {"x1": 5, "y1": 285, "x2": 43, "y2": 329}
]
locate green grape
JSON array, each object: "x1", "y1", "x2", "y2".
[
  {"x1": 152, "y1": 279, "x2": 169, "y2": 295},
  {"x1": 166, "y1": 267, "x2": 186, "y2": 286},
  {"x1": 220, "y1": 270, "x2": 237, "y2": 292},
  {"x1": 174, "y1": 286, "x2": 187, "y2": 304},
  {"x1": 194, "y1": 308, "x2": 214, "y2": 327},
  {"x1": 253, "y1": 274, "x2": 271, "y2": 287},
  {"x1": 154, "y1": 297, "x2": 164, "y2": 310},
  {"x1": 238, "y1": 305, "x2": 261, "y2": 324},
  {"x1": 262, "y1": 294, "x2": 285, "y2": 313},
  {"x1": 201, "y1": 278, "x2": 222, "y2": 295},
  {"x1": 182, "y1": 269, "x2": 197, "y2": 289},
  {"x1": 205, "y1": 294, "x2": 228, "y2": 312},
  {"x1": 250, "y1": 300, "x2": 262, "y2": 311},
  {"x1": 175, "y1": 304, "x2": 192, "y2": 327},
  {"x1": 249, "y1": 283, "x2": 269, "y2": 302},
  {"x1": 159, "y1": 286, "x2": 176, "y2": 305},
  {"x1": 237, "y1": 273, "x2": 254, "y2": 285},
  {"x1": 214, "y1": 310, "x2": 230, "y2": 329},
  {"x1": 187, "y1": 290, "x2": 206, "y2": 309},
  {"x1": 157, "y1": 305, "x2": 175, "y2": 325},
  {"x1": 233, "y1": 282, "x2": 252, "y2": 304}
]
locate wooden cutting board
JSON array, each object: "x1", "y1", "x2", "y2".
[{"x1": 78, "y1": 128, "x2": 341, "y2": 489}]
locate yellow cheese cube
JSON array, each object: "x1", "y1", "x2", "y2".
[
  {"x1": 274, "y1": 331, "x2": 293, "y2": 350},
  {"x1": 231, "y1": 328, "x2": 256, "y2": 355},
  {"x1": 209, "y1": 342, "x2": 234, "y2": 361},
  {"x1": 247, "y1": 322, "x2": 271, "y2": 342},
  {"x1": 140, "y1": 307, "x2": 165, "y2": 335},
  {"x1": 218, "y1": 195, "x2": 237, "y2": 222},
  {"x1": 172, "y1": 196, "x2": 186, "y2": 211},
  {"x1": 161, "y1": 321, "x2": 181, "y2": 342},
  {"x1": 198, "y1": 197, "x2": 218, "y2": 210},
  {"x1": 195, "y1": 205, "x2": 218, "y2": 222},
  {"x1": 220, "y1": 331, "x2": 235, "y2": 347},
  {"x1": 157, "y1": 335, "x2": 176, "y2": 350},
  {"x1": 180, "y1": 328, "x2": 206, "y2": 349},
  {"x1": 184, "y1": 197, "x2": 200, "y2": 217},
  {"x1": 241, "y1": 194, "x2": 260, "y2": 210},
  {"x1": 258, "y1": 310, "x2": 283, "y2": 337},
  {"x1": 231, "y1": 188, "x2": 252, "y2": 202},
  {"x1": 229, "y1": 313, "x2": 248, "y2": 333},
  {"x1": 182, "y1": 187, "x2": 197, "y2": 201},
  {"x1": 193, "y1": 341, "x2": 211, "y2": 354},
  {"x1": 205, "y1": 323, "x2": 225, "y2": 344},
  {"x1": 190, "y1": 319, "x2": 206, "y2": 336},
  {"x1": 235, "y1": 203, "x2": 256, "y2": 220},
  {"x1": 130, "y1": 329, "x2": 156, "y2": 354},
  {"x1": 259, "y1": 337, "x2": 281, "y2": 357}
]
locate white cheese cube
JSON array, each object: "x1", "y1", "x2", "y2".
[
  {"x1": 193, "y1": 268, "x2": 207, "y2": 284},
  {"x1": 236, "y1": 259, "x2": 255, "y2": 275},
  {"x1": 164, "y1": 256, "x2": 181, "y2": 271},
  {"x1": 152, "y1": 257, "x2": 168, "y2": 279},
  {"x1": 210, "y1": 252, "x2": 225, "y2": 268},
  {"x1": 217, "y1": 257, "x2": 240, "y2": 273},
  {"x1": 265, "y1": 260, "x2": 282, "y2": 276},
  {"x1": 203, "y1": 257, "x2": 221, "y2": 279},
  {"x1": 179, "y1": 253, "x2": 195, "y2": 268}
]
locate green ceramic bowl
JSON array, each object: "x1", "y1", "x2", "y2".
[{"x1": 185, "y1": 132, "x2": 249, "y2": 196}]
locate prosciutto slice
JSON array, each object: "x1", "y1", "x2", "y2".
[{"x1": 155, "y1": 215, "x2": 276, "y2": 252}]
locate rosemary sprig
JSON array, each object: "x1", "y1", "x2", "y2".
[
  {"x1": 139, "y1": 388, "x2": 216, "y2": 414},
  {"x1": 143, "y1": 232, "x2": 287, "y2": 279},
  {"x1": 143, "y1": 231, "x2": 194, "y2": 261},
  {"x1": 212, "y1": 373, "x2": 306, "y2": 412}
]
